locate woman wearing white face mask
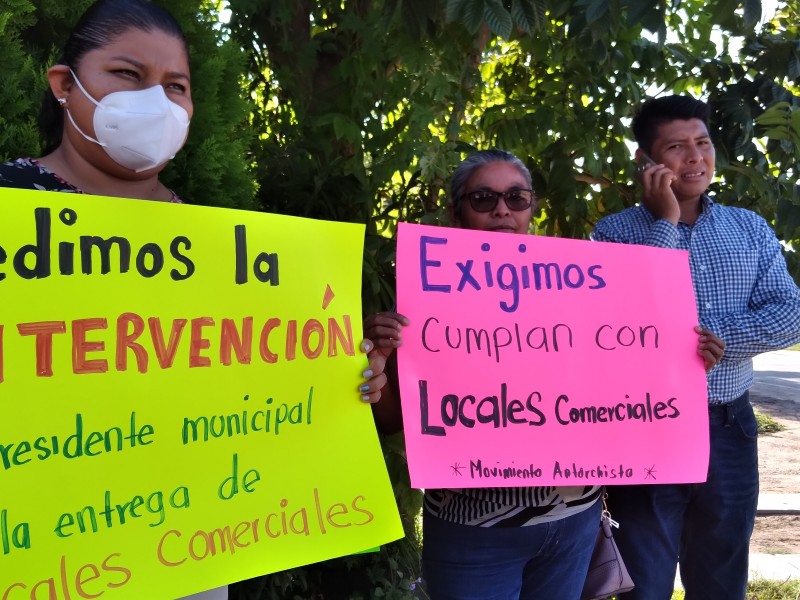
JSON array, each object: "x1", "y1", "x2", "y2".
[
  {"x1": 0, "y1": 0, "x2": 192, "y2": 202},
  {"x1": 64, "y1": 67, "x2": 191, "y2": 174}
]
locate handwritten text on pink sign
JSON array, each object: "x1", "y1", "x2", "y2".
[{"x1": 396, "y1": 222, "x2": 709, "y2": 488}]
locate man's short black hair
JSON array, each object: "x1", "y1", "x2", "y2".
[{"x1": 632, "y1": 95, "x2": 710, "y2": 155}]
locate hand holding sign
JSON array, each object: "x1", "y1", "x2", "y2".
[
  {"x1": 362, "y1": 312, "x2": 410, "y2": 434},
  {"x1": 696, "y1": 326, "x2": 725, "y2": 371},
  {"x1": 363, "y1": 312, "x2": 409, "y2": 362}
]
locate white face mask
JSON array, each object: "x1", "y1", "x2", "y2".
[{"x1": 66, "y1": 70, "x2": 190, "y2": 173}]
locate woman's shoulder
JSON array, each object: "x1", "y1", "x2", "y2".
[{"x1": 0, "y1": 158, "x2": 79, "y2": 193}]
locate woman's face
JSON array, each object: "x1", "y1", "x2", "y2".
[
  {"x1": 455, "y1": 162, "x2": 533, "y2": 235},
  {"x1": 54, "y1": 27, "x2": 192, "y2": 176}
]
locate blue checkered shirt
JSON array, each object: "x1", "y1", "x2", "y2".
[{"x1": 592, "y1": 196, "x2": 800, "y2": 404}]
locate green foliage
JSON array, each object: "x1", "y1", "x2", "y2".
[
  {"x1": 755, "y1": 411, "x2": 786, "y2": 434},
  {"x1": 746, "y1": 577, "x2": 800, "y2": 599},
  {"x1": 0, "y1": 0, "x2": 46, "y2": 159},
  {"x1": 158, "y1": 0, "x2": 255, "y2": 208},
  {"x1": 4, "y1": 0, "x2": 799, "y2": 598},
  {"x1": 672, "y1": 577, "x2": 800, "y2": 599},
  {"x1": 225, "y1": 0, "x2": 800, "y2": 293},
  {"x1": 0, "y1": 0, "x2": 254, "y2": 208}
]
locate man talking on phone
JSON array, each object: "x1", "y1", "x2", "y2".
[{"x1": 592, "y1": 95, "x2": 800, "y2": 600}]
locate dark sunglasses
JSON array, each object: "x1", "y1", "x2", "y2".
[{"x1": 461, "y1": 189, "x2": 534, "y2": 213}]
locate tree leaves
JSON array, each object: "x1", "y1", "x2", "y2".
[
  {"x1": 461, "y1": 0, "x2": 486, "y2": 33},
  {"x1": 447, "y1": 0, "x2": 540, "y2": 38},
  {"x1": 743, "y1": 0, "x2": 762, "y2": 31},
  {"x1": 585, "y1": 0, "x2": 609, "y2": 25},
  {"x1": 511, "y1": 0, "x2": 547, "y2": 33},
  {"x1": 446, "y1": 0, "x2": 469, "y2": 21},
  {"x1": 777, "y1": 197, "x2": 800, "y2": 241},
  {"x1": 624, "y1": 0, "x2": 663, "y2": 32},
  {"x1": 484, "y1": 0, "x2": 513, "y2": 38}
]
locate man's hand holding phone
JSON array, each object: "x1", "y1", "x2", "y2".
[
  {"x1": 635, "y1": 153, "x2": 656, "y2": 182},
  {"x1": 635, "y1": 152, "x2": 680, "y2": 224}
]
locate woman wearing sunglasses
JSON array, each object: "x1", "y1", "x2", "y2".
[{"x1": 364, "y1": 149, "x2": 602, "y2": 599}]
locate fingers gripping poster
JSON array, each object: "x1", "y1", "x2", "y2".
[
  {"x1": 396, "y1": 222, "x2": 710, "y2": 489},
  {"x1": 0, "y1": 189, "x2": 402, "y2": 599}
]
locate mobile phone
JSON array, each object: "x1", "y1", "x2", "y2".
[{"x1": 635, "y1": 153, "x2": 657, "y2": 182}]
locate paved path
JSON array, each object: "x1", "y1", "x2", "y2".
[
  {"x1": 751, "y1": 349, "x2": 800, "y2": 404},
  {"x1": 749, "y1": 553, "x2": 800, "y2": 580}
]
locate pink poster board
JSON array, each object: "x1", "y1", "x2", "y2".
[{"x1": 396, "y1": 222, "x2": 709, "y2": 488}]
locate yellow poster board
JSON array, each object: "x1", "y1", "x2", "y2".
[{"x1": 0, "y1": 189, "x2": 403, "y2": 599}]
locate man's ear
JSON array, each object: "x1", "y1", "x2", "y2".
[{"x1": 46, "y1": 65, "x2": 74, "y2": 105}]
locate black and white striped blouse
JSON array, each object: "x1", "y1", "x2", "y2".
[{"x1": 424, "y1": 485, "x2": 602, "y2": 527}]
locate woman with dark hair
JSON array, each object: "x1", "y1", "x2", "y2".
[
  {"x1": 37, "y1": 0, "x2": 188, "y2": 159},
  {"x1": 2, "y1": 0, "x2": 191, "y2": 200},
  {"x1": 1, "y1": 2, "x2": 389, "y2": 599},
  {"x1": 364, "y1": 149, "x2": 603, "y2": 599}
]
